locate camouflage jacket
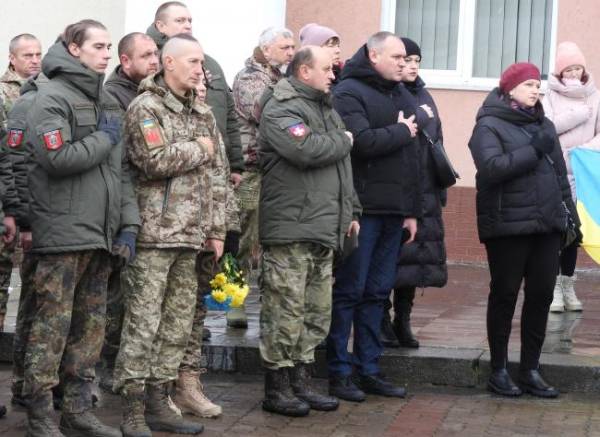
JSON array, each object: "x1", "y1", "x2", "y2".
[
  {"x1": 233, "y1": 47, "x2": 283, "y2": 169},
  {"x1": 124, "y1": 73, "x2": 227, "y2": 249},
  {"x1": 0, "y1": 68, "x2": 26, "y2": 116}
]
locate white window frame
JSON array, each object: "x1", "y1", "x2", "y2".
[{"x1": 381, "y1": 0, "x2": 559, "y2": 91}]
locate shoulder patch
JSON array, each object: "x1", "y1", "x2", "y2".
[
  {"x1": 140, "y1": 119, "x2": 165, "y2": 149},
  {"x1": 43, "y1": 129, "x2": 64, "y2": 151},
  {"x1": 287, "y1": 122, "x2": 308, "y2": 138},
  {"x1": 7, "y1": 129, "x2": 23, "y2": 148}
]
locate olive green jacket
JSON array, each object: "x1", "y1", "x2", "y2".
[
  {"x1": 26, "y1": 42, "x2": 140, "y2": 254},
  {"x1": 258, "y1": 77, "x2": 360, "y2": 251}
]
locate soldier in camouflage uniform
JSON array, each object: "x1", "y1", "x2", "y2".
[
  {"x1": 257, "y1": 47, "x2": 360, "y2": 417},
  {"x1": 23, "y1": 21, "x2": 139, "y2": 437},
  {"x1": 0, "y1": 33, "x2": 41, "y2": 332},
  {"x1": 230, "y1": 26, "x2": 295, "y2": 328},
  {"x1": 113, "y1": 34, "x2": 226, "y2": 437}
]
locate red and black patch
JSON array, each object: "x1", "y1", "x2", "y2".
[
  {"x1": 43, "y1": 129, "x2": 64, "y2": 151},
  {"x1": 287, "y1": 122, "x2": 308, "y2": 138},
  {"x1": 7, "y1": 129, "x2": 23, "y2": 148},
  {"x1": 140, "y1": 119, "x2": 165, "y2": 149}
]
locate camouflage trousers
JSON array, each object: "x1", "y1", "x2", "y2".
[
  {"x1": 237, "y1": 170, "x2": 261, "y2": 273},
  {"x1": 113, "y1": 248, "x2": 198, "y2": 395},
  {"x1": 100, "y1": 261, "x2": 125, "y2": 369},
  {"x1": 259, "y1": 243, "x2": 333, "y2": 369},
  {"x1": 179, "y1": 251, "x2": 220, "y2": 372},
  {"x1": 23, "y1": 250, "x2": 111, "y2": 413},
  {"x1": 0, "y1": 242, "x2": 15, "y2": 327},
  {"x1": 11, "y1": 251, "x2": 38, "y2": 396}
]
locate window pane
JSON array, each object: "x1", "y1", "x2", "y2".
[
  {"x1": 473, "y1": 0, "x2": 553, "y2": 79},
  {"x1": 395, "y1": 0, "x2": 460, "y2": 70}
]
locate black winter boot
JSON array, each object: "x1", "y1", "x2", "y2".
[
  {"x1": 145, "y1": 383, "x2": 203, "y2": 434},
  {"x1": 289, "y1": 364, "x2": 338, "y2": 411},
  {"x1": 26, "y1": 391, "x2": 65, "y2": 437},
  {"x1": 393, "y1": 287, "x2": 420, "y2": 348},
  {"x1": 381, "y1": 299, "x2": 400, "y2": 348},
  {"x1": 262, "y1": 368, "x2": 310, "y2": 417}
]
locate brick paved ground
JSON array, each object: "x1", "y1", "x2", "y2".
[{"x1": 1, "y1": 365, "x2": 599, "y2": 437}]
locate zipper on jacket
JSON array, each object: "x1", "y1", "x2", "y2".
[{"x1": 162, "y1": 178, "x2": 172, "y2": 216}]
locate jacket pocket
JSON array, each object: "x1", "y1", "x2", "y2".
[{"x1": 73, "y1": 103, "x2": 97, "y2": 139}]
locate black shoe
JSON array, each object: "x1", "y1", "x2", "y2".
[
  {"x1": 487, "y1": 369, "x2": 522, "y2": 397},
  {"x1": 518, "y1": 369, "x2": 559, "y2": 398},
  {"x1": 202, "y1": 327, "x2": 211, "y2": 342},
  {"x1": 358, "y1": 374, "x2": 406, "y2": 398},
  {"x1": 289, "y1": 365, "x2": 338, "y2": 411},
  {"x1": 381, "y1": 313, "x2": 400, "y2": 348},
  {"x1": 328, "y1": 376, "x2": 365, "y2": 402},
  {"x1": 262, "y1": 368, "x2": 310, "y2": 417},
  {"x1": 0, "y1": 403, "x2": 6, "y2": 418}
]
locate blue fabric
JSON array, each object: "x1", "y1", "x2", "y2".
[{"x1": 327, "y1": 214, "x2": 405, "y2": 377}]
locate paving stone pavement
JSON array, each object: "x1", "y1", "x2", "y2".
[{"x1": 1, "y1": 364, "x2": 599, "y2": 437}]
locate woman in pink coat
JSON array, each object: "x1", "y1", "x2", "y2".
[{"x1": 542, "y1": 42, "x2": 600, "y2": 312}]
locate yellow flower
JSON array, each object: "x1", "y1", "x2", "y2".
[
  {"x1": 209, "y1": 273, "x2": 227, "y2": 289},
  {"x1": 240, "y1": 284, "x2": 250, "y2": 297},
  {"x1": 222, "y1": 283, "x2": 241, "y2": 296},
  {"x1": 231, "y1": 289, "x2": 246, "y2": 308},
  {"x1": 212, "y1": 290, "x2": 227, "y2": 303}
]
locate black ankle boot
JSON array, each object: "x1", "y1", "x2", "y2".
[
  {"x1": 289, "y1": 364, "x2": 338, "y2": 411},
  {"x1": 381, "y1": 309, "x2": 400, "y2": 348},
  {"x1": 392, "y1": 287, "x2": 419, "y2": 348},
  {"x1": 487, "y1": 368, "x2": 522, "y2": 397},
  {"x1": 262, "y1": 368, "x2": 310, "y2": 417},
  {"x1": 518, "y1": 369, "x2": 559, "y2": 398}
]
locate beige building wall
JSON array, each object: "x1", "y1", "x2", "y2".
[{"x1": 286, "y1": 0, "x2": 600, "y2": 188}]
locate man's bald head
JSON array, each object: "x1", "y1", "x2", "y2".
[
  {"x1": 161, "y1": 34, "x2": 205, "y2": 96},
  {"x1": 289, "y1": 46, "x2": 335, "y2": 93}
]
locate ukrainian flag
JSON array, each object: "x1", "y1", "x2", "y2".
[{"x1": 570, "y1": 148, "x2": 600, "y2": 264}]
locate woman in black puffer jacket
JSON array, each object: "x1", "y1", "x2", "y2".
[
  {"x1": 381, "y1": 39, "x2": 447, "y2": 349},
  {"x1": 469, "y1": 63, "x2": 579, "y2": 399}
]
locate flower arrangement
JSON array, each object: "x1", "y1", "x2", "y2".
[{"x1": 204, "y1": 253, "x2": 250, "y2": 311}]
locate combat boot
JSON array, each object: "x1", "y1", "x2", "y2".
[
  {"x1": 26, "y1": 391, "x2": 65, "y2": 437},
  {"x1": 12, "y1": 379, "x2": 29, "y2": 408},
  {"x1": 289, "y1": 364, "x2": 338, "y2": 411},
  {"x1": 174, "y1": 370, "x2": 222, "y2": 418},
  {"x1": 145, "y1": 383, "x2": 204, "y2": 434},
  {"x1": 262, "y1": 368, "x2": 310, "y2": 417},
  {"x1": 60, "y1": 410, "x2": 121, "y2": 437},
  {"x1": 226, "y1": 305, "x2": 248, "y2": 328},
  {"x1": 120, "y1": 391, "x2": 151, "y2": 437}
]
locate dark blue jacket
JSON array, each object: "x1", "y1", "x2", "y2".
[{"x1": 333, "y1": 45, "x2": 422, "y2": 217}]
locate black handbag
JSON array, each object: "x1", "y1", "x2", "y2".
[
  {"x1": 422, "y1": 128, "x2": 460, "y2": 189},
  {"x1": 545, "y1": 154, "x2": 580, "y2": 249}
]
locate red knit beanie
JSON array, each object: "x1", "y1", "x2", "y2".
[{"x1": 499, "y1": 62, "x2": 541, "y2": 93}]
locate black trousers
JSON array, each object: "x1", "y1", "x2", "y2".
[{"x1": 484, "y1": 233, "x2": 561, "y2": 371}]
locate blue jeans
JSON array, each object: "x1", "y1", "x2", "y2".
[{"x1": 326, "y1": 214, "x2": 405, "y2": 377}]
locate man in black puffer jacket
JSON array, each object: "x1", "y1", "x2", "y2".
[{"x1": 326, "y1": 32, "x2": 423, "y2": 402}]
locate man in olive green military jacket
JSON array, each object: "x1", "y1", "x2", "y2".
[
  {"x1": 23, "y1": 20, "x2": 139, "y2": 437},
  {"x1": 258, "y1": 46, "x2": 360, "y2": 417}
]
